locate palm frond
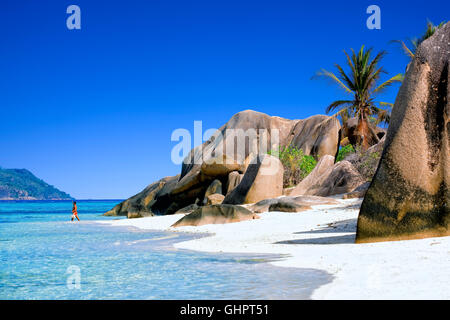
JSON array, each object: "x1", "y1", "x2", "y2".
[
  {"x1": 374, "y1": 73, "x2": 404, "y2": 94},
  {"x1": 315, "y1": 45, "x2": 400, "y2": 133},
  {"x1": 337, "y1": 107, "x2": 351, "y2": 123},
  {"x1": 312, "y1": 69, "x2": 352, "y2": 94},
  {"x1": 416, "y1": 20, "x2": 447, "y2": 48},
  {"x1": 344, "y1": 50, "x2": 357, "y2": 82},
  {"x1": 332, "y1": 107, "x2": 353, "y2": 122},
  {"x1": 335, "y1": 63, "x2": 355, "y2": 91},
  {"x1": 389, "y1": 40, "x2": 415, "y2": 59},
  {"x1": 369, "y1": 103, "x2": 393, "y2": 125},
  {"x1": 325, "y1": 100, "x2": 353, "y2": 114},
  {"x1": 374, "y1": 109, "x2": 391, "y2": 125},
  {"x1": 379, "y1": 101, "x2": 394, "y2": 108},
  {"x1": 368, "y1": 50, "x2": 386, "y2": 71},
  {"x1": 364, "y1": 66, "x2": 385, "y2": 93}
]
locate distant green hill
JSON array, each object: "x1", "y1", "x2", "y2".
[{"x1": 0, "y1": 167, "x2": 72, "y2": 200}]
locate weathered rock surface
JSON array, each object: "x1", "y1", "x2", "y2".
[
  {"x1": 288, "y1": 114, "x2": 341, "y2": 158},
  {"x1": 268, "y1": 201, "x2": 309, "y2": 213},
  {"x1": 106, "y1": 110, "x2": 341, "y2": 217},
  {"x1": 223, "y1": 154, "x2": 284, "y2": 205},
  {"x1": 200, "y1": 154, "x2": 244, "y2": 177},
  {"x1": 283, "y1": 186, "x2": 295, "y2": 195},
  {"x1": 343, "y1": 182, "x2": 370, "y2": 199},
  {"x1": 174, "y1": 203, "x2": 199, "y2": 215},
  {"x1": 171, "y1": 204, "x2": 258, "y2": 227},
  {"x1": 344, "y1": 136, "x2": 385, "y2": 181},
  {"x1": 104, "y1": 175, "x2": 179, "y2": 218},
  {"x1": 313, "y1": 161, "x2": 365, "y2": 196},
  {"x1": 206, "y1": 193, "x2": 225, "y2": 205},
  {"x1": 172, "y1": 110, "x2": 340, "y2": 206},
  {"x1": 289, "y1": 156, "x2": 364, "y2": 197},
  {"x1": 356, "y1": 23, "x2": 450, "y2": 243},
  {"x1": 249, "y1": 195, "x2": 339, "y2": 213},
  {"x1": 202, "y1": 179, "x2": 222, "y2": 204},
  {"x1": 226, "y1": 171, "x2": 243, "y2": 195},
  {"x1": 289, "y1": 155, "x2": 335, "y2": 196}
]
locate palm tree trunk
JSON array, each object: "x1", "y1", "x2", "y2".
[{"x1": 357, "y1": 114, "x2": 370, "y2": 151}]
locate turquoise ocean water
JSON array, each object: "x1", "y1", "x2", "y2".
[{"x1": 0, "y1": 200, "x2": 332, "y2": 299}]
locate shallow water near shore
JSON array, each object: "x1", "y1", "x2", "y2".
[{"x1": 0, "y1": 200, "x2": 332, "y2": 299}]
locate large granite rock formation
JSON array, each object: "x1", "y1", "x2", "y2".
[
  {"x1": 222, "y1": 154, "x2": 284, "y2": 204},
  {"x1": 171, "y1": 204, "x2": 258, "y2": 227},
  {"x1": 288, "y1": 114, "x2": 342, "y2": 158},
  {"x1": 104, "y1": 175, "x2": 179, "y2": 218},
  {"x1": 289, "y1": 155, "x2": 364, "y2": 197},
  {"x1": 105, "y1": 110, "x2": 341, "y2": 217},
  {"x1": 171, "y1": 110, "x2": 340, "y2": 208},
  {"x1": 356, "y1": 22, "x2": 450, "y2": 243},
  {"x1": 200, "y1": 154, "x2": 244, "y2": 177}
]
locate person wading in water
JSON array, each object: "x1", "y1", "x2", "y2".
[{"x1": 71, "y1": 201, "x2": 80, "y2": 221}]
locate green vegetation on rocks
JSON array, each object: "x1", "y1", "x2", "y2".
[
  {"x1": 269, "y1": 146, "x2": 317, "y2": 188},
  {"x1": 391, "y1": 20, "x2": 447, "y2": 60},
  {"x1": 336, "y1": 144, "x2": 356, "y2": 162}
]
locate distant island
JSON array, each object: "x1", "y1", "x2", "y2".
[{"x1": 0, "y1": 167, "x2": 72, "y2": 200}]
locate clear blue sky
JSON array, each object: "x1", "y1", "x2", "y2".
[{"x1": 1, "y1": 0, "x2": 448, "y2": 199}]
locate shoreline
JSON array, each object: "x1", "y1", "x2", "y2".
[{"x1": 97, "y1": 198, "x2": 450, "y2": 300}]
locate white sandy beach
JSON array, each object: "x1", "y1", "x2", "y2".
[{"x1": 98, "y1": 198, "x2": 450, "y2": 300}]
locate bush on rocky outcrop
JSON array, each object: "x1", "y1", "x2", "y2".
[
  {"x1": 269, "y1": 146, "x2": 317, "y2": 188},
  {"x1": 336, "y1": 144, "x2": 355, "y2": 162}
]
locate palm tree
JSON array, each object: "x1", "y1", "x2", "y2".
[
  {"x1": 313, "y1": 45, "x2": 403, "y2": 150},
  {"x1": 391, "y1": 21, "x2": 446, "y2": 59}
]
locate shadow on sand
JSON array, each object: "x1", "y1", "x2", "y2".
[{"x1": 275, "y1": 218, "x2": 357, "y2": 245}]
